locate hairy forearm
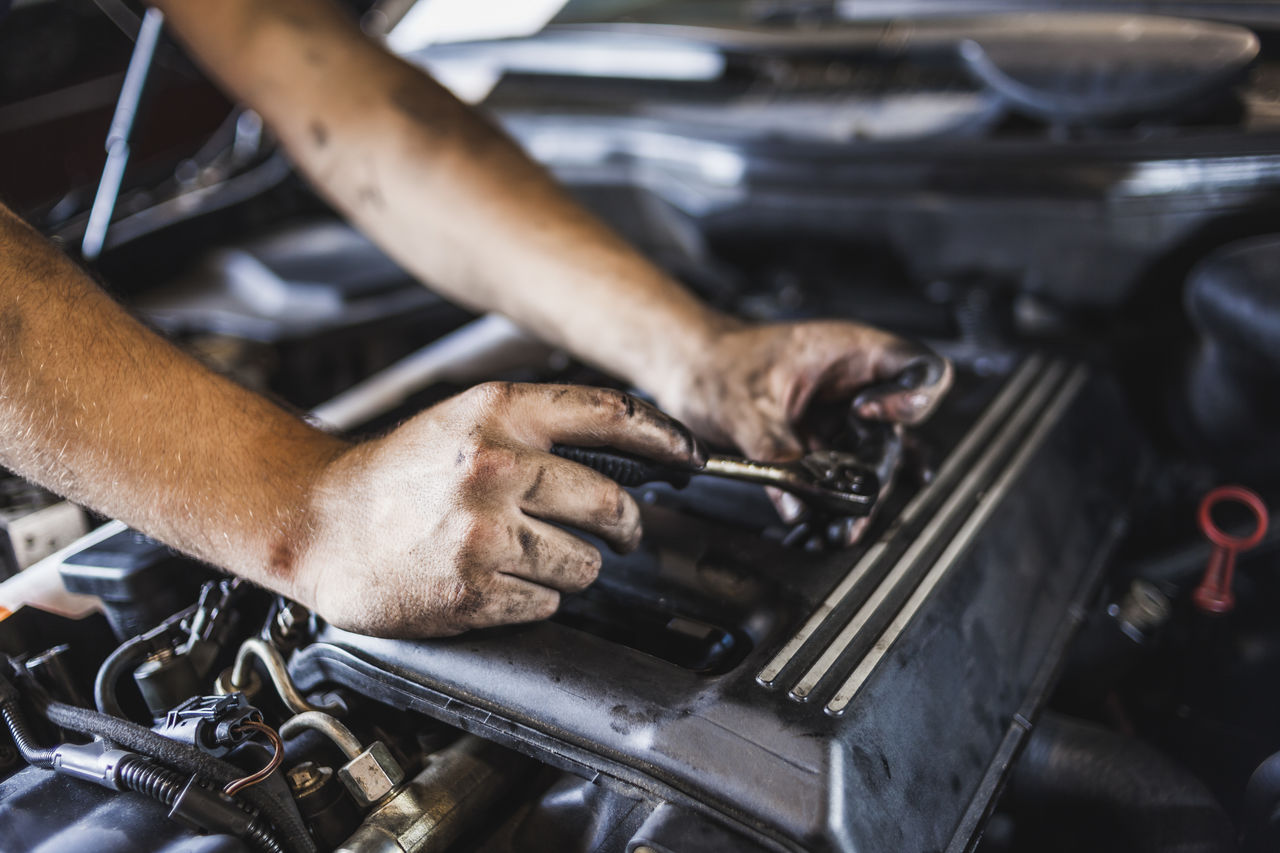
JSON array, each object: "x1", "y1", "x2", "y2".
[
  {"x1": 0, "y1": 207, "x2": 346, "y2": 596},
  {"x1": 154, "y1": 0, "x2": 731, "y2": 404}
]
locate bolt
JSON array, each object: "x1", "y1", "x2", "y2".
[{"x1": 286, "y1": 761, "x2": 330, "y2": 797}]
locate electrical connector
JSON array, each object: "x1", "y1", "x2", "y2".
[{"x1": 155, "y1": 694, "x2": 262, "y2": 758}]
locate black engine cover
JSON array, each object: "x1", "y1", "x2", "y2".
[{"x1": 290, "y1": 354, "x2": 1141, "y2": 853}]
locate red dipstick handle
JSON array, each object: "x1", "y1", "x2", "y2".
[{"x1": 1192, "y1": 485, "x2": 1269, "y2": 615}]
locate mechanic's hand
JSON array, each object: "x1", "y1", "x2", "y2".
[
  {"x1": 295, "y1": 382, "x2": 703, "y2": 639},
  {"x1": 663, "y1": 320, "x2": 953, "y2": 535}
]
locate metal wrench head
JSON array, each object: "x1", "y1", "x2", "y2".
[
  {"x1": 701, "y1": 452, "x2": 879, "y2": 516},
  {"x1": 780, "y1": 451, "x2": 881, "y2": 516}
]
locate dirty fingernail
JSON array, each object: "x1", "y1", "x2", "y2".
[{"x1": 688, "y1": 434, "x2": 708, "y2": 468}]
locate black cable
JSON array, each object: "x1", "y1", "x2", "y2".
[
  {"x1": 243, "y1": 821, "x2": 287, "y2": 853},
  {"x1": 5, "y1": 666, "x2": 295, "y2": 853},
  {"x1": 0, "y1": 698, "x2": 56, "y2": 768},
  {"x1": 37, "y1": 699, "x2": 315, "y2": 853},
  {"x1": 115, "y1": 755, "x2": 286, "y2": 853},
  {"x1": 4, "y1": 683, "x2": 280, "y2": 852}
]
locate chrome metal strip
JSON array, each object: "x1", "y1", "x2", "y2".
[
  {"x1": 755, "y1": 354, "x2": 1047, "y2": 688},
  {"x1": 788, "y1": 360, "x2": 1069, "y2": 701},
  {"x1": 825, "y1": 366, "x2": 1089, "y2": 715}
]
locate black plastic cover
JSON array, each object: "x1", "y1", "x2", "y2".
[
  {"x1": 291, "y1": 355, "x2": 1143, "y2": 853},
  {"x1": 59, "y1": 529, "x2": 210, "y2": 639}
]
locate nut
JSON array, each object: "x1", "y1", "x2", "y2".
[
  {"x1": 212, "y1": 666, "x2": 262, "y2": 700},
  {"x1": 337, "y1": 741, "x2": 405, "y2": 807}
]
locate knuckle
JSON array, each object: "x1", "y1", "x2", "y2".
[
  {"x1": 469, "y1": 381, "x2": 516, "y2": 415},
  {"x1": 594, "y1": 388, "x2": 634, "y2": 422},
  {"x1": 607, "y1": 484, "x2": 639, "y2": 528},
  {"x1": 569, "y1": 549, "x2": 603, "y2": 590},
  {"x1": 455, "y1": 513, "x2": 502, "y2": 562},
  {"x1": 590, "y1": 481, "x2": 628, "y2": 527},
  {"x1": 459, "y1": 441, "x2": 521, "y2": 489},
  {"x1": 437, "y1": 577, "x2": 487, "y2": 634}
]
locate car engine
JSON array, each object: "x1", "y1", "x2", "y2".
[{"x1": 1, "y1": 3, "x2": 1279, "y2": 853}]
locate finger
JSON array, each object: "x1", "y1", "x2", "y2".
[
  {"x1": 466, "y1": 574, "x2": 562, "y2": 630},
  {"x1": 738, "y1": 422, "x2": 805, "y2": 464},
  {"x1": 853, "y1": 352, "x2": 954, "y2": 425},
  {"x1": 502, "y1": 516, "x2": 604, "y2": 592},
  {"x1": 499, "y1": 383, "x2": 704, "y2": 467},
  {"x1": 836, "y1": 443, "x2": 899, "y2": 546},
  {"x1": 517, "y1": 453, "x2": 643, "y2": 552},
  {"x1": 768, "y1": 487, "x2": 807, "y2": 524},
  {"x1": 842, "y1": 517, "x2": 872, "y2": 546}
]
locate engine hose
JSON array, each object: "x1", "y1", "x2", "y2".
[
  {"x1": 1012, "y1": 712, "x2": 1234, "y2": 853},
  {"x1": 94, "y1": 604, "x2": 199, "y2": 720},
  {"x1": 94, "y1": 632, "x2": 151, "y2": 718},
  {"x1": 1244, "y1": 750, "x2": 1280, "y2": 851},
  {"x1": 35, "y1": 697, "x2": 316, "y2": 853}
]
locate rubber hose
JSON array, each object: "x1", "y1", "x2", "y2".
[
  {"x1": 1013, "y1": 712, "x2": 1234, "y2": 853},
  {"x1": 1244, "y1": 750, "x2": 1280, "y2": 851},
  {"x1": 94, "y1": 633, "x2": 150, "y2": 718},
  {"x1": 36, "y1": 698, "x2": 315, "y2": 853}
]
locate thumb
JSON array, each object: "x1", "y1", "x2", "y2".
[{"x1": 852, "y1": 350, "x2": 953, "y2": 425}]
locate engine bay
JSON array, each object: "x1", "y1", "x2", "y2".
[{"x1": 2, "y1": 3, "x2": 1280, "y2": 853}]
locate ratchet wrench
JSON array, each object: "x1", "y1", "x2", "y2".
[
  {"x1": 551, "y1": 445, "x2": 880, "y2": 517},
  {"x1": 553, "y1": 355, "x2": 942, "y2": 519}
]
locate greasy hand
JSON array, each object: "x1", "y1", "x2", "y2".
[
  {"x1": 294, "y1": 382, "x2": 702, "y2": 638},
  {"x1": 663, "y1": 320, "x2": 953, "y2": 530}
]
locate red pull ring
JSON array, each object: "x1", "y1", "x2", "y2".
[{"x1": 1192, "y1": 485, "x2": 1269, "y2": 615}]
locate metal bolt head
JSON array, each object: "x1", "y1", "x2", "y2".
[
  {"x1": 1117, "y1": 579, "x2": 1171, "y2": 633},
  {"x1": 338, "y1": 741, "x2": 405, "y2": 807},
  {"x1": 286, "y1": 761, "x2": 330, "y2": 797},
  {"x1": 275, "y1": 602, "x2": 310, "y2": 638}
]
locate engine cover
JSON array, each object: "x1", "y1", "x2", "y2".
[{"x1": 290, "y1": 354, "x2": 1141, "y2": 853}]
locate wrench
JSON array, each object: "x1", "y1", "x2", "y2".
[{"x1": 551, "y1": 445, "x2": 880, "y2": 517}]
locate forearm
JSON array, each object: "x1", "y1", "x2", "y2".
[
  {"x1": 0, "y1": 207, "x2": 346, "y2": 597},
  {"x1": 153, "y1": 0, "x2": 731, "y2": 404}
]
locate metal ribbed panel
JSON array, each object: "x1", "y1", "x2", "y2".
[{"x1": 755, "y1": 356, "x2": 1085, "y2": 713}]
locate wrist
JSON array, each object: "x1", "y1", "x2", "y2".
[
  {"x1": 258, "y1": 430, "x2": 354, "y2": 610},
  {"x1": 643, "y1": 306, "x2": 743, "y2": 415}
]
